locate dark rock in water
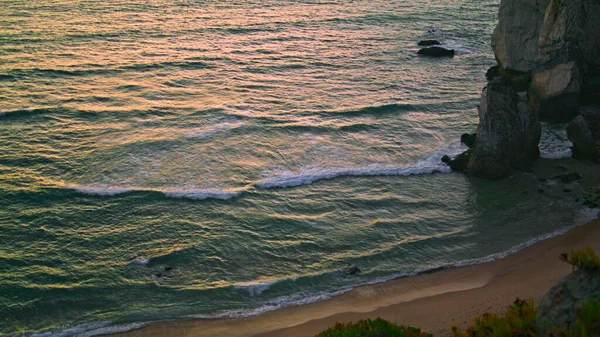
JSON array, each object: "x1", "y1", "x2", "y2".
[
  {"x1": 551, "y1": 172, "x2": 582, "y2": 184},
  {"x1": 537, "y1": 188, "x2": 545, "y2": 194},
  {"x1": 155, "y1": 273, "x2": 163, "y2": 278},
  {"x1": 567, "y1": 106, "x2": 600, "y2": 162},
  {"x1": 563, "y1": 188, "x2": 572, "y2": 193},
  {"x1": 164, "y1": 266, "x2": 173, "y2": 272},
  {"x1": 441, "y1": 155, "x2": 451, "y2": 163},
  {"x1": 348, "y1": 265, "x2": 361, "y2": 275},
  {"x1": 460, "y1": 133, "x2": 477, "y2": 148},
  {"x1": 468, "y1": 78, "x2": 541, "y2": 179},
  {"x1": 417, "y1": 46, "x2": 454, "y2": 57},
  {"x1": 418, "y1": 39, "x2": 441, "y2": 46},
  {"x1": 485, "y1": 65, "x2": 500, "y2": 81},
  {"x1": 537, "y1": 270, "x2": 600, "y2": 336},
  {"x1": 446, "y1": 149, "x2": 473, "y2": 172}
]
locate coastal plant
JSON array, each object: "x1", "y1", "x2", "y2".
[
  {"x1": 551, "y1": 297, "x2": 600, "y2": 337},
  {"x1": 450, "y1": 298, "x2": 537, "y2": 337},
  {"x1": 314, "y1": 318, "x2": 432, "y2": 337},
  {"x1": 563, "y1": 248, "x2": 600, "y2": 272}
]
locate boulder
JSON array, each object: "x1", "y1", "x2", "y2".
[
  {"x1": 491, "y1": 0, "x2": 550, "y2": 73},
  {"x1": 417, "y1": 47, "x2": 454, "y2": 57},
  {"x1": 417, "y1": 40, "x2": 441, "y2": 46},
  {"x1": 537, "y1": 270, "x2": 600, "y2": 336},
  {"x1": 467, "y1": 78, "x2": 541, "y2": 179},
  {"x1": 447, "y1": 149, "x2": 472, "y2": 172},
  {"x1": 567, "y1": 106, "x2": 600, "y2": 162}
]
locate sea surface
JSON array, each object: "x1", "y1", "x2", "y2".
[{"x1": 0, "y1": 1, "x2": 596, "y2": 336}]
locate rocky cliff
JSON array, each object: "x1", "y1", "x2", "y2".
[
  {"x1": 493, "y1": 0, "x2": 600, "y2": 123},
  {"x1": 446, "y1": 0, "x2": 600, "y2": 178}
]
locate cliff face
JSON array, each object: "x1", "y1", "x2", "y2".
[
  {"x1": 447, "y1": 0, "x2": 600, "y2": 178},
  {"x1": 468, "y1": 78, "x2": 541, "y2": 178},
  {"x1": 492, "y1": 0, "x2": 600, "y2": 123},
  {"x1": 492, "y1": 0, "x2": 549, "y2": 74}
]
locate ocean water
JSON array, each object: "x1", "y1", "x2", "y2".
[{"x1": 1, "y1": 1, "x2": 596, "y2": 336}]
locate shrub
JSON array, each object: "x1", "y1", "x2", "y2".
[
  {"x1": 568, "y1": 248, "x2": 600, "y2": 272},
  {"x1": 314, "y1": 318, "x2": 432, "y2": 337},
  {"x1": 450, "y1": 298, "x2": 537, "y2": 337},
  {"x1": 551, "y1": 297, "x2": 600, "y2": 337}
]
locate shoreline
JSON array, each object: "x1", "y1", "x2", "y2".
[{"x1": 107, "y1": 214, "x2": 600, "y2": 337}]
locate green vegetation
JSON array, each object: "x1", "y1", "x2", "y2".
[
  {"x1": 314, "y1": 318, "x2": 432, "y2": 337},
  {"x1": 450, "y1": 299, "x2": 537, "y2": 337},
  {"x1": 567, "y1": 247, "x2": 600, "y2": 272},
  {"x1": 551, "y1": 298, "x2": 600, "y2": 337}
]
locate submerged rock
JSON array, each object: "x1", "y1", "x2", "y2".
[
  {"x1": 537, "y1": 270, "x2": 600, "y2": 336},
  {"x1": 417, "y1": 47, "x2": 454, "y2": 57},
  {"x1": 567, "y1": 106, "x2": 600, "y2": 162},
  {"x1": 417, "y1": 39, "x2": 441, "y2": 46},
  {"x1": 348, "y1": 265, "x2": 361, "y2": 275},
  {"x1": 551, "y1": 172, "x2": 582, "y2": 184},
  {"x1": 467, "y1": 78, "x2": 541, "y2": 179}
]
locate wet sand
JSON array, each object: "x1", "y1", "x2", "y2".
[{"x1": 109, "y1": 216, "x2": 600, "y2": 337}]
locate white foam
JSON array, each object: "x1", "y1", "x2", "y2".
[
  {"x1": 193, "y1": 288, "x2": 352, "y2": 320},
  {"x1": 539, "y1": 122, "x2": 572, "y2": 159},
  {"x1": 234, "y1": 280, "x2": 278, "y2": 297},
  {"x1": 257, "y1": 142, "x2": 467, "y2": 189},
  {"x1": 66, "y1": 185, "x2": 242, "y2": 201},
  {"x1": 131, "y1": 258, "x2": 150, "y2": 266},
  {"x1": 19, "y1": 321, "x2": 148, "y2": 337},
  {"x1": 164, "y1": 189, "x2": 242, "y2": 200}
]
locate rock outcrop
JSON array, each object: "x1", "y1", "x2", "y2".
[
  {"x1": 567, "y1": 106, "x2": 600, "y2": 162},
  {"x1": 467, "y1": 78, "x2": 541, "y2": 178},
  {"x1": 492, "y1": 0, "x2": 600, "y2": 123},
  {"x1": 492, "y1": 0, "x2": 549, "y2": 74},
  {"x1": 537, "y1": 270, "x2": 600, "y2": 336}
]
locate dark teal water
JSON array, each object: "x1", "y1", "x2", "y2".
[{"x1": 1, "y1": 1, "x2": 595, "y2": 336}]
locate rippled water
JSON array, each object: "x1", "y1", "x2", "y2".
[{"x1": 0, "y1": 1, "x2": 594, "y2": 336}]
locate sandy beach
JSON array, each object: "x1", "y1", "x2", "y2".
[{"x1": 109, "y1": 215, "x2": 600, "y2": 337}]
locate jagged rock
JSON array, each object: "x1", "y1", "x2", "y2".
[
  {"x1": 447, "y1": 149, "x2": 472, "y2": 172},
  {"x1": 537, "y1": 270, "x2": 600, "y2": 336},
  {"x1": 441, "y1": 155, "x2": 450, "y2": 163},
  {"x1": 485, "y1": 65, "x2": 500, "y2": 82},
  {"x1": 492, "y1": 0, "x2": 550, "y2": 73},
  {"x1": 467, "y1": 78, "x2": 541, "y2": 179},
  {"x1": 417, "y1": 40, "x2": 441, "y2": 46},
  {"x1": 567, "y1": 106, "x2": 600, "y2": 162},
  {"x1": 529, "y1": 62, "x2": 581, "y2": 122},
  {"x1": 417, "y1": 47, "x2": 454, "y2": 57},
  {"x1": 460, "y1": 133, "x2": 476, "y2": 148}
]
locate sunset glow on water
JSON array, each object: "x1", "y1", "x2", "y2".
[{"x1": 0, "y1": 1, "x2": 592, "y2": 336}]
